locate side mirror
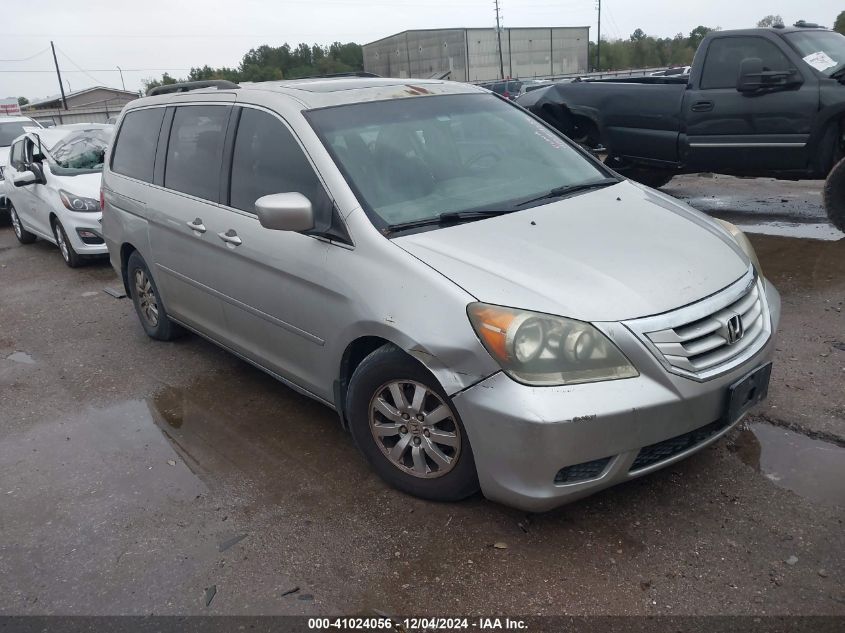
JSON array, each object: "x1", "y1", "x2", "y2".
[
  {"x1": 255, "y1": 192, "x2": 314, "y2": 232},
  {"x1": 737, "y1": 57, "x2": 800, "y2": 93},
  {"x1": 12, "y1": 170, "x2": 37, "y2": 187},
  {"x1": 737, "y1": 58, "x2": 764, "y2": 92}
]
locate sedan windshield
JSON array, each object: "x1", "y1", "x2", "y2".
[
  {"x1": 306, "y1": 93, "x2": 608, "y2": 230},
  {"x1": 47, "y1": 128, "x2": 111, "y2": 175},
  {"x1": 786, "y1": 30, "x2": 845, "y2": 76}
]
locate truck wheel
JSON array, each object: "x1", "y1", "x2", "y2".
[
  {"x1": 606, "y1": 156, "x2": 674, "y2": 189},
  {"x1": 823, "y1": 157, "x2": 845, "y2": 232}
]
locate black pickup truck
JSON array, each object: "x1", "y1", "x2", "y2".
[{"x1": 517, "y1": 22, "x2": 845, "y2": 230}]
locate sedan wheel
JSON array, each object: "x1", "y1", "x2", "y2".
[
  {"x1": 52, "y1": 220, "x2": 82, "y2": 267},
  {"x1": 9, "y1": 205, "x2": 37, "y2": 244},
  {"x1": 369, "y1": 380, "x2": 461, "y2": 479}
]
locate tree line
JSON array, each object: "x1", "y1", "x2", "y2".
[{"x1": 143, "y1": 41, "x2": 363, "y2": 92}]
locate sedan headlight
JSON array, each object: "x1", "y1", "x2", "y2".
[
  {"x1": 467, "y1": 303, "x2": 638, "y2": 386},
  {"x1": 59, "y1": 189, "x2": 99, "y2": 212},
  {"x1": 717, "y1": 220, "x2": 762, "y2": 275}
]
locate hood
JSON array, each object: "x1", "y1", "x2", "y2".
[
  {"x1": 394, "y1": 181, "x2": 749, "y2": 322},
  {"x1": 46, "y1": 170, "x2": 102, "y2": 197}
]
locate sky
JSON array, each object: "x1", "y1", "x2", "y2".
[{"x1": 1, "y1": 0, "x2": 841, "y2": 99}]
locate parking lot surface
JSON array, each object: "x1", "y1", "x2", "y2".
[{"x1": 0, "y1": 175, "x2": 843, "y2": 616}]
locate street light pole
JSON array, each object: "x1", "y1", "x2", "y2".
[{"x1": 116, "y1": 66, "x2": 125, "y2": 91}]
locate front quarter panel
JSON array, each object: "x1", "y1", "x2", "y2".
[{"x1": 321, "y1": 208, "x2": 501, "y2": 397}]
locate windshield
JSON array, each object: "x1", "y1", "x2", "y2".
[
  {"x1": 0, "y1": 122, "x2": 29, "y2": 146},
  {"x1": 46, "y1": 128, "x2": 111, "y2": 175},
  {"x1": 306, "y1": 93, "x2": 607, "y2": 230},
  {"x1": 786, "y1": 30, "x2": 845, "y2": 76}
]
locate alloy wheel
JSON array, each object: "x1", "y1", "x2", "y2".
[
  {"x1": 54, "y1": 223, "x2": 70, "y2": 262},
  {"x1": 134, "y1": 268, "x2": 160, "y2": 327},
  {"x1": 10, "y1": 208, "x2": 22, "y2": 239},
  {"x1": 368, "y1": 380, "x2": 461, "y2": 479}
]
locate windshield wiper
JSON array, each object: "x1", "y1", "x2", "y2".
[
  {"x1": 516, "y1": 177, "x2": 620, "y2": 207},
  {"x1": 385, "y1": 209, "x2": 515, "y2": 234},
  {"x1": 831, "y1": 65, "x2": 845, "y2": 80}
]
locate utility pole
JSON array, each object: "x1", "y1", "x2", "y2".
[
  {"x1": 596, "y1": 0, "x2": 601, "y2": 71},
  {"x1": 494, "y1": 0, "x2": 505, "y2": 79},
  {"x1": 50, "y1": 41, "x2": 68, "y2": 110}
]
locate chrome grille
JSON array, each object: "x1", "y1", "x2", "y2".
[{"x1": 625, "y1": 272, "x2": 771, "y2": 380}]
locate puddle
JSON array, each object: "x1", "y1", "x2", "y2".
[
  {"x1": 731, "y1": 422, "x2": 845, "y2": 506},
  {"x1": 6, "y1": 351, "x2": 35, "y2": 364}
]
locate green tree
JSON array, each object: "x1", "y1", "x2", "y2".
[
  {"x1": 835, "y1": 11, "x2": 845, "y2": 34},
  {"x1": 17, "y1": 96, "x2": 28, "y2": 106},
  {"x1": 757, "y1": 15, "x2": 783, "y2": 27},
  {"x1": 688, "y1": 26, "x2": 714, "y2": 51}
]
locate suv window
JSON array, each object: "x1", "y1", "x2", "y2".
[
  {"x1": 111, "y1": 107, "x2": 165, "y2": 182},
  {"x1": 165, "y1": 105, "x2": 229, "y2": 201},
  {"x1": 229, "y1": 107, "x2": 333, "y2": 230},
  {"x1": 701, "y1": 36, "x2": 793, "y2": 90}
]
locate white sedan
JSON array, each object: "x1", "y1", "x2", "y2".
[{"x1": 5, "y1": 124, "x2": 112, "y2": 267}]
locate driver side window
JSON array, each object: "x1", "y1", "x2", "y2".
[{"x1": 701, "y1": 36, "x2": 793, "y2": 90}]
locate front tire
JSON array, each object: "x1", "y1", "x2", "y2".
[
  {"x1": 52, "y1": 219, "x2": 82, "y2": 268},
  {"x1": 10, "y1": 204, "x2": 36, "y2": 244},
  {"x1": 823, "y1": 156, "x2": 845, "y2": 232},
  {"x1": 126, "y1": 251, "x2": 184, "y2": 341},
  {"x1": 346, "y1": 344, "x2": 479, "y2": 502}
]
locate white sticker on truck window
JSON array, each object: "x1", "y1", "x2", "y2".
[{"x1": 803, "y1": 51, "x2": 837, "y2": 71}]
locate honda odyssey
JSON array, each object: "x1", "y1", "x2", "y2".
[{"x1": 101, "y1": 77, "x2": 780, "y2": 511}]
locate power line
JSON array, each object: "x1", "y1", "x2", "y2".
[
  {"x1": 0, "y1": 47, "x2": 50, "y2": 62},
  {"x1": 56, "y1": 45, "x2": 111, "y2": 86},
  {"x1": 0, "y1": 68, "x2": 193, "y2": 73}
]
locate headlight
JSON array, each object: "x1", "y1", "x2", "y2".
[
  {"x1": 717, "y1": 220, "x2": 761, "y2": 275},
  {"x1": 467, "y1": 303, "x2": 639, "y2": 386},
  {"x1": 59, "y1": 189, "x2": 99, "y2": 212}
]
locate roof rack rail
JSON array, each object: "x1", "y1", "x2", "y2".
[
  {"x1": 147, "y1": 80, "x2": 240, "y2": 96},
  {"x1": 295, "y1": 71, "x2": 381, "y2": 80}
]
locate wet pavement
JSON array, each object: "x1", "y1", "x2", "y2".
[{"x1": 0, "y1": 176, "x2": 843, "y2": 616}]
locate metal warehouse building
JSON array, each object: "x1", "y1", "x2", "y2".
[{"x1": 363, "y1": 27, "x2": 590, "y2": 82}]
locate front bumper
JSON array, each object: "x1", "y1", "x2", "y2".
[
  {"x1": 61, "y1": 211, "x2": 108, "y2": 255},
  {"x1": 452, "y1": 279, "x2": 781, "y2": 512}
]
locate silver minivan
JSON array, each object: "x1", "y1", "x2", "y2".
[{"x1": 102, "y1": 77, "x2": 780, "y2": 512}]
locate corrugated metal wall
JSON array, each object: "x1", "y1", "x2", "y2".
[{"x1": 363, "y1": 27, "x2": 589, "y2": 82}]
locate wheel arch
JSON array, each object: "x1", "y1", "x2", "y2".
[
  {"x1": 808, "y1": 106, "x2": 845, "y2": 176},
  {"x1": 119, "y1": 242, "x2": 139, "y2": 296}
]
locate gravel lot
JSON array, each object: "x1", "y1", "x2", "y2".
[{"x1": 0, "y1": 175, "x2": 843, "y2": 616}]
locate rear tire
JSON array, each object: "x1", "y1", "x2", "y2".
[
  {"x1": 346, "y1": 344, "x2": 480, "y2": 502},
  {"x1": 606, "y1": 156, "x2": 674, "y2": 189},
  {"x1": 823, "y1": 156, "x2": 845, "y2": 232},
  {"x1": 9, "y1": 204, "x2": 36, "y2": 244},
  {"x1": 126, "y1": 251, "x2": 184, "y2": 341},
  {"x1": 52, "y1": 219, "x2": 83, "y2": 268}
]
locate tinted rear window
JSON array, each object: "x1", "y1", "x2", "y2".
[
  {"x1": 111, "y1": 108, "x2": 165, "y2": 182},
  {"x1": 164, "y1": 105, "x2": 229, "y2": 201}
]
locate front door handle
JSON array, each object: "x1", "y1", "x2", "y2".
[
  {"x1": 691, "y1": 100, "x2": 714, "y2": 112},
  {"x1": 217, "y1": 229, "x2": 242, "y2": 247},
  {"x1": 187, "y1": 218, "x2": 206, "y2": 233}
]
